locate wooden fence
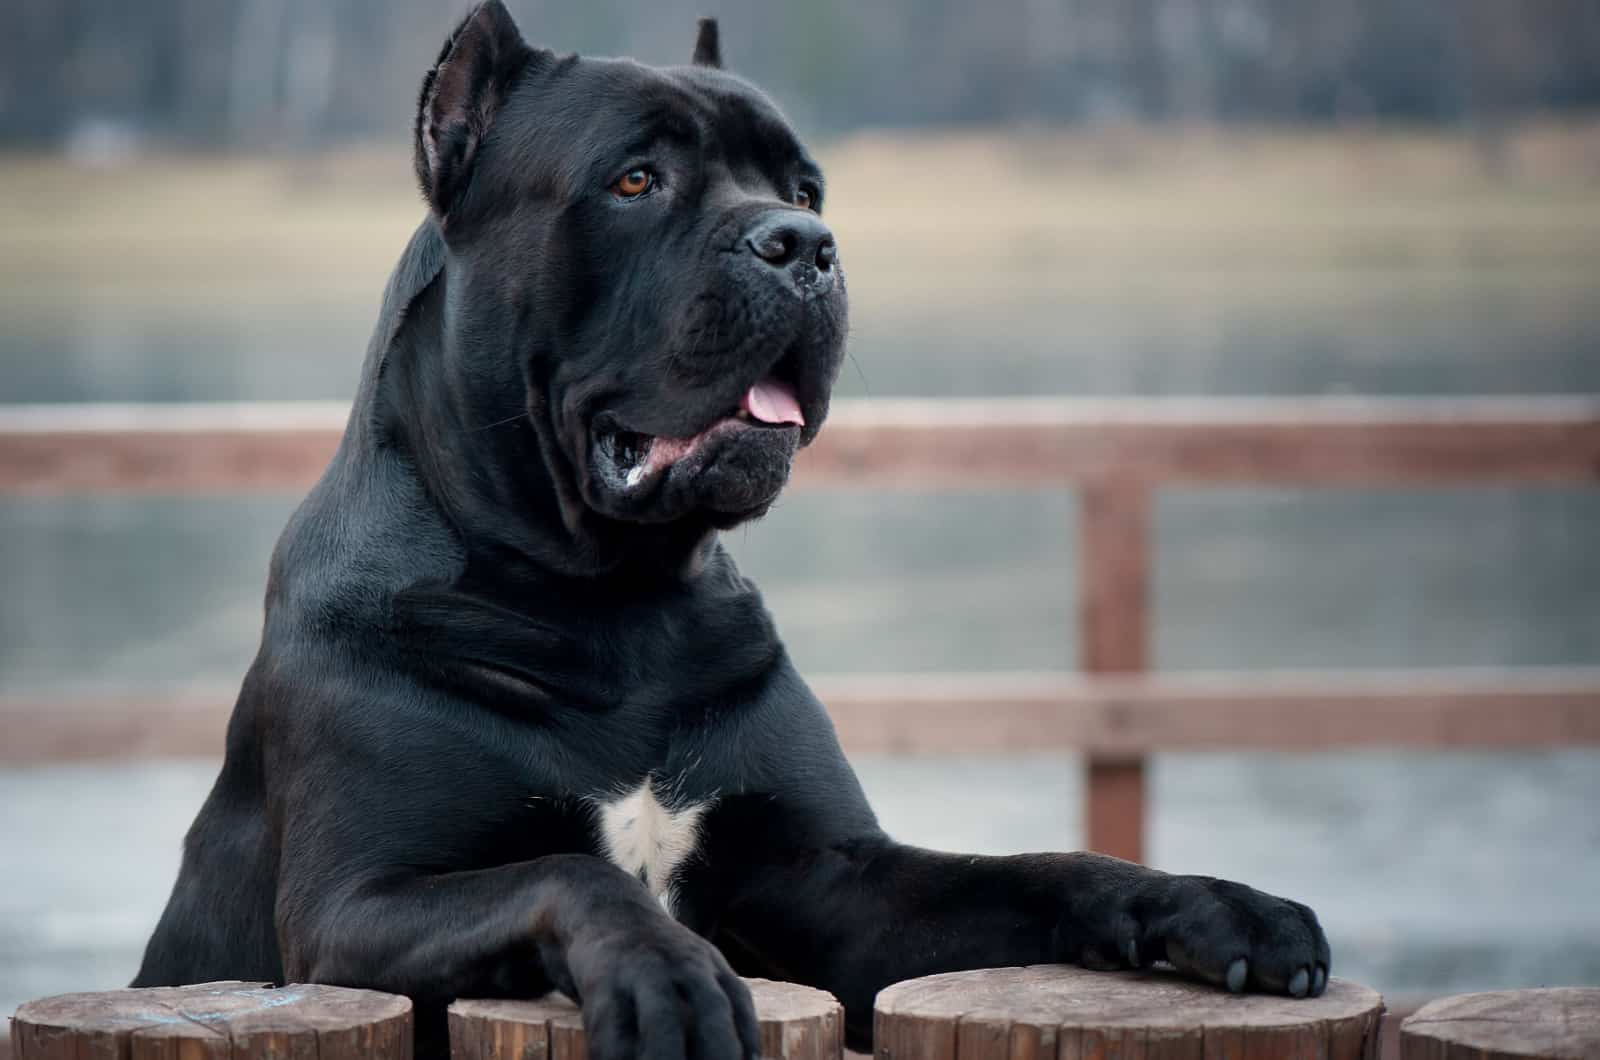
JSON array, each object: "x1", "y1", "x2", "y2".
[{"x1": 4, "y1": 396, "x2": 1599, "y2": 862}]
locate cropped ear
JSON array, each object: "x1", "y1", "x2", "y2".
[
  {"x1": 414, "y1": 1, "x2": 532, "y2": 218},
  {"x1": 691, "y1": 17, "x2": 721, "y2": 69}
]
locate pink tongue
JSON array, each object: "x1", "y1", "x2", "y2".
[{"x1": 740, "y1": 378, "x2": 805, "y2": 426}]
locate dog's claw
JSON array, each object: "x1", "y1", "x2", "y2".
[
  {"x1": 1312, "y1": 965, "x2": 1328, "y2": 996},
  {"x1": 1288, "y1": 967, "x2": 1310, "y2": 998},
  {"x1": 1226, "y1": 958, "x2": 1248, "y2": 994}
]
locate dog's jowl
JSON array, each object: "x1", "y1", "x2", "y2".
[{"x1": 132, "y1": 5, "x2": 1330, "y2": 1058}]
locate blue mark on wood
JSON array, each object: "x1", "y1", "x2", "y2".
[{"x1": 130, "y1": 988, "x2": 306, "y2": 1025}]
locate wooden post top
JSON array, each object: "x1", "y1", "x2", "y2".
[
  {"x1": 1400, "y1": 988, "x2": 1600, "y2": 1060},
  {"x1": 450, "y1": 979, "x2": 843, "y2": 1060},
  {"x1": 10, "y1": 981, "x2": 413, "y2": 1060},
  {"x1": 875, "y1": 965, "x2": 1384, "y2": 1060}
]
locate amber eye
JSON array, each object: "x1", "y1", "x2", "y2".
[
  {"x1": 612, "y1": 168, "x2": 655, "y2": 199},
  {"x1": 795, "y1": 187, "x2": 815, "y2": 210}
]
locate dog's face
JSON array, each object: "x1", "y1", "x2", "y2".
[{"x1": 415, "y1": 4, "x2": 846, "y2": 533}]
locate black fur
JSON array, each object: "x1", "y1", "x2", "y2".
[
  {"x1": 134, "y1": 5, "x2": 1330, "y2": 1057},
  {"x1": 415, "y1": 1, "x2": 535, "y2": 218}
]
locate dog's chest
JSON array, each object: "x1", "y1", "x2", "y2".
[{"x1": 595, "y1": 779, "x2": 708, "y2": 917}]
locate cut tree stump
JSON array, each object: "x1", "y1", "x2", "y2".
[
  {"x1": 10, "y1": 981, "x2": 413, "y2": 1060},
  {"x1": 1399, "y1": 988, "x2": 1600, "y2": 1060},
  {"x1": 874, "y1": 965, "x2": 1384, "y2": 1060},
  {"x1": 449, "y1": 979, "x2": 843, "y2": 1060}
]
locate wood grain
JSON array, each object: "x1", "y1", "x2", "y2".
[
  {"x1": 1399, "y1": 988, "x2": 1600, "y2": 1060},
  {"x1": 875, "y1": 966, "x2": 1383, "y2": 1060},
  {"x1": 10, "y1": 982, "x2": 412, "y2": 1060},
  {"x1": 450, "y1": 979, "x2": 843, "y2": 1060}
]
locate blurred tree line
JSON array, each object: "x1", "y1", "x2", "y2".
[{"x1": 5, "y1": 0, "x2": 1598, "y2": 149}]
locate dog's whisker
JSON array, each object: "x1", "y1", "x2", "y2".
[
  {"x1": 466, "y1": 411, "x2": 528, "y2": 433},
  {"x1": 846, "y1": 349, "x2": 871, "y2": 397}
]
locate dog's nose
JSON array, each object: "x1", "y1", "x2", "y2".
[{"x1": 745, "y1": 211, "x2": 837, "y2": 280}]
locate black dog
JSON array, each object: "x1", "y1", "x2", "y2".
[{"x1": 134, "y1": 6, "x2": 1329, "y2": 1057}]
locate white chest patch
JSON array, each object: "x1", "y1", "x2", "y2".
[{"x1": 597, "y1": 780, "x2": 707, "y2": 917}]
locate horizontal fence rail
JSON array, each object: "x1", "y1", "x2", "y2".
[
  {"x1": 3, "y1": 396, "x2": 1599, "y2": 862},
  {"x1": 3, "y1": 396, "x2": 1600, "y2": 493},
  {"x1": 6, "y1": 669, "x2": 1599, "y2": 767}
]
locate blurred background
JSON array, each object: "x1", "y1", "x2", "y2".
[{"x1": 2, "y1": 0, "x2": 1599, "y2": 1034}]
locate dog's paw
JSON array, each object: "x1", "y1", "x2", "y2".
[
  {"x1": 575, "y1": 924, "x2": 760, "y2": 1060},
  {"x1": 1127, "y1": 876, "x2": 1330, "y2": 998}
]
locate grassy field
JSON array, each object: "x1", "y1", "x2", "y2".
[{"x1": 2, "y1": 121, "x2": 1598, "y2": 310}]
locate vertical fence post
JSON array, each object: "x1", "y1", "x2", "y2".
[{"x1": 1078, "y1": 478, "x2": 1152, "y2": 863}]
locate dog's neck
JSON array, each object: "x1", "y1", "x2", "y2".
[{"x1": 353, "y1": 218, "x2": 718, "y2": 586}]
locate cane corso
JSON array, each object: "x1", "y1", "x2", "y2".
[{"x1": 134, "y1": 5, "x2": 1330, "y2": 1056}]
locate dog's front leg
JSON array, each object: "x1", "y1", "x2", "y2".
[
  {"x1": 718, "y1": 840, "x2": 1329, "y2": 1048},
  {"x1": 282, "y1": 853, "x2": 759, "y2": 1060}
]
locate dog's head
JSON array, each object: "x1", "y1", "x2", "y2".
[{"x1": 412, "y1": 2, "x2": 846, "y2": 538}]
